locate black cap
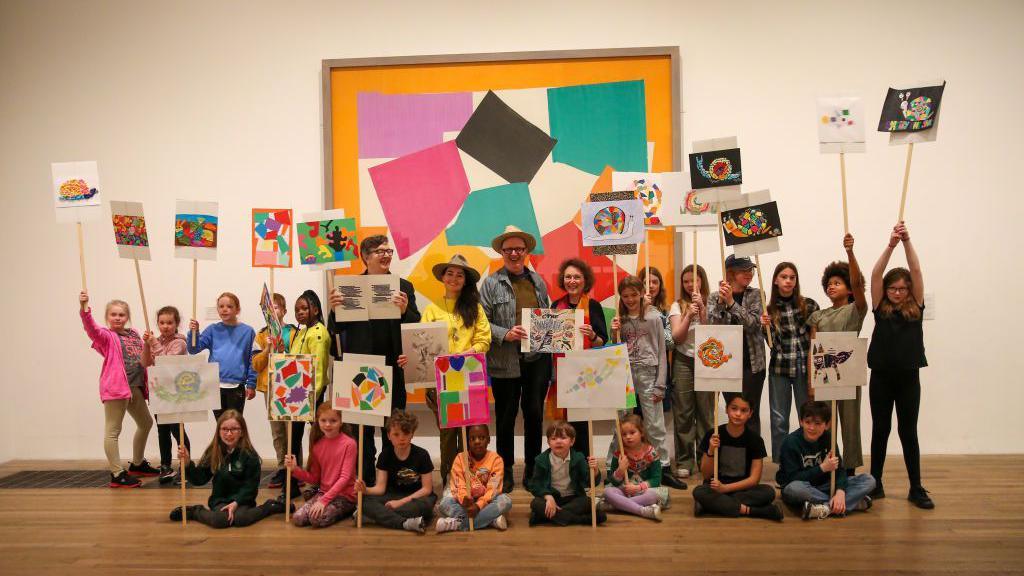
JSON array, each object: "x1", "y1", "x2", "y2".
[{"x1": 725, "y1": 254, "x2": 756, "y2": 270}]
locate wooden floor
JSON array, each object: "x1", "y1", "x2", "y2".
[{"x1": 0, "y1": 456, "x2": 1022, "y2": 575}]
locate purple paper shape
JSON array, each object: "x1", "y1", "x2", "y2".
[
  {"x1": 357, "y1": 91, "x2": 473, "y2": 159},
  {"x1": 369, "y1": 141, "x2": 471, "y2": 258}
]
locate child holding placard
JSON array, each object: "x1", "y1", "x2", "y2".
[
  {"x1": 761, "y1": 262, "x2": 820, "y2": 463},
  {"x1": 142, "y1": 305, "x2": 190, "y2": 484},
  {"x1": 170, "y1": 410, "x2": 288, "y2": 527},
  {"x1": 669, "y1": 264, "x2": 712, "y2": 480},
  {"x1": 253, "y1": 292, "x2": 297, "y2": 489},
  {"x1": 528, "y1": 420, "x2": 604, "y2": 526},
  {"x1": 285, "y1": 404, "x2": 358, "y2": 527},
  {"x1": 807, "y1": 233, "x2": 867, "y2": 476},
  {"x1": 602, "y1": 414, "x2": 668, "y2": 521},
  {"x1": 693, "y1": 394, "x2": 783, "y2": 521},
  {"x1": 777, "y1": 400, "x2": 876, "y2": 520},
  {"x1": 356, "y1": 410, "x2": 436, "y2": 533},
  {"x1": 609, "y1": 276, "x2": 670, "y2": 475},
  {"x1": 188, "y1": 293, "x2": 256, "y2": 417},
  {"x1": 284, "y1": 290, "x2": 330, "y2": 497},
  {"x1": 79, "y1": 290, "x2": 157, "y2": 488},
  {"x1": 436, "y1": 424, "x2": 511, "y2": 533},
  {"x1": 868, "y1": 222, "x2": 932, "y2": 509}
]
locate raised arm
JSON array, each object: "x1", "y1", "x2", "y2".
[
  {"x1": 897, "y1": 222, "x2": 925, "y2": 303},
  {"x1": 845, "y1": 234, "x2": 868, "y2": 314},
  {"x1": 871, "y1": 226, "x2": 900, "y2": 308}
]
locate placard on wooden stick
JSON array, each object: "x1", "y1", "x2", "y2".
[{"x1": 333, "y1": 354, "x2": 392, "y2": 427}]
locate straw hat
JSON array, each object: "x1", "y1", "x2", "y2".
[
  {"x1": 491, "y1": 224, "x2": 537, "y2": 253},
  {"x1": 431, "y1": 254, "x2": 481, "y2": 284}
]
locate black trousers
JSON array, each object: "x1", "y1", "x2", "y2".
[
  {"x1": 869, "y1": 368, "x2": 922, "y2": 488},
  {"x1": 362, "y1": 491, "x2": 437, "y2": 529},
  {"x1": 157, "y1": 423, "x2": 190, "y2": 467},
  {"x1": 692, "y1": 483, "x2": 776, "y2": 517},
  {"x1": 742, "y1": 367, "x2": 766, "y2": 436},
  {"x1": 213, "y1": 386, "x2": 247, "y2": 421},
  {"x1": 493, "y1": 357, "x2": 551, "y2": 488},
  {"x1": 529, "y1": 493, "x2": 604, "y2": 526},
  {"x1": 189, "y1": 500, "x2": 279, "y2": 529}
]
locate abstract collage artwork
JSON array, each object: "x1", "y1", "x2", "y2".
[
  {"x1": 252, "y1": 208, "x2": 293, "y2": 268},
  {"x1": 333, "y1": 354, "x2": 393, "y2": 426},
  {"x1": 434, "y1": 353, "x2": 490, "y2": 428},
  {"x1": 268, "y1": 354, "x2": 317, "y2": 422},
  {"x1": 878, "y1": 82, "x2": 946, "y2": 133},
  {"x1": 720, "y1": 201, "x2": 783, "y2": 246},
  {"x1": 110, "y1": 200, "x2": 150, "y2": 260},
  {"x1": 174, "y1": 200, "x2": 219, "y2": 260},
  {"x1": 688, "y1": 148, "x2": 742, "y2": 189},
  {"x1": 296, "y1": 216, "x2": 358, "y2": 266},
  {"x1": 817, "y1": 96, "x2": 866, "y2": 153}
]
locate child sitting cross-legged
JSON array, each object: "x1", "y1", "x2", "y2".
[
  {"x1": 435, "y1": 424, "x2": 512, "y2": 533},
  {"x1": 528, "y1": 420, "x2": 605, "y2": 526},
  {"x1": 601, "y1": 414, "x2": 669, "y2": 521},
  {"x1": 777, "y1": 400, "x2": 877, "y2": 520}
]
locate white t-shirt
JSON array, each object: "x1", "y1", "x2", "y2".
[{"x1": 668, "y1": 300, "x2": 701, "y2": 357}]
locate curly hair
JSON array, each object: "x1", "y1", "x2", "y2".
[
  {"x1": 557, "y1": 258, "x2": 595, "y2": 294},
  {"x1": 387, "y1": 409, "x2": 419, "y2": 435},
  {"x1": 820, "y1": 261, "x2": 863, "y2": 304}
]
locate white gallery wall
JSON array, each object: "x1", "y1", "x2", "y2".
[{"x1": 1, "y1": 0, "x2": 1020, "y2": 463}]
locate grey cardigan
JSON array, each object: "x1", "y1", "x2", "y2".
[{"x1": 480, "y1": 266, "x2": 550, "y2": 378}]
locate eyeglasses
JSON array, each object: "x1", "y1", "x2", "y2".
[
  {"x1": 221, "y1": 427, "x2": 242, "y2": 433},
  {"x1": 502, "y1": 247, "x2": 527, "y2": 255},
  {"x1": 886, "y1": 286, "x2": 909, "y2": 294},
  {"x1": 372, "y1": 248, "x2": 394, "y2": 257}
]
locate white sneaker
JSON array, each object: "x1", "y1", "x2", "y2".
[
  {"x1": 492, "y1": 514, "x2": 507, "y2": 531},
  {"x1": 435, "y1": 517, "x2": 461, "y2": 534},
  {"x1": 403, "y1": 516, "x2": 426, "y2": 533},
  {"x1": 801, "y1": 502, "x2": 830, "y2": 520},
  {"x1": 640, "y1": 504, "x2": 663, "y2": 522}
]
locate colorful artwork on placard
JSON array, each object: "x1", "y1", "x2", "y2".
[
  {"x1": 333, "y1": 354, "x2": 392, "y2": 426},
  {"x1": 268, "y1": 354, "x2": 316, "y2": 421},
  {"x1": 581, "y1": 192, "x2": 644, "y2": 255},
  {"x1": 878, "y1": 82, "x2": 946, "y2": 132},
  {"x1": 694, "y1": 325, "x2": 743, "y2": 392},
  {"x1": 109, "y1": 200, "x2": 151, "y2": 260},
  {"x1": 259, "y1": 283, "x2": 283, "y2": 346},
  {"x1": 523, "y1": 308, "x2": 583, "y2": 353},
  {"x1": 817, "y1": 97, "x2": 866, "y2": 153},
  {"x1": 296, "y1": 217, "x2": 358, "y2": 266},
  {"x1": 720, "y1": 201, "x2": 783, "y2": 246},
  {"x1": 175, "y1": 214, "x2": 218, "y2": 248},
  {"x1": 688, "y1": 148, "x2": 742, "y2": 189},
  {"x1": 148, "y1": 355, "x2": 221, "y2": 421},
  {"x1": 811, "y1": 332, "x2": 868, "y2": 389},
  {"x1": 51, "y1": 161, "x2": 101, "y2": 209},
  {"x1": 697, "y1": 337, "x2": 732, "y2": 369},
  {"x1": 252, "y1": 209, "x2": 293, "y2": 268},
  {"x1": 556, "y1": 347, "x2": 630, "y2": 409},
  {"x1": 434, "y1": 353, "x2": 490, "y2": 428}
]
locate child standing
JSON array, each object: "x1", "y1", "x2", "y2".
[
  {"x1": 668, "y1": 264, "x2": 712, "y2": 481},
  {"x1": 79, "y1": 290, "x2": 157, "y2": 488},
  {"x1": 252, "y1": 292, "x2": 297, "y2": 489},
  {"x1": 609, "y1": 276, "x2": 670, "y2": 476},
  {"x1": 436, "y1": 424, "x2": 512, "y2": 533},
  {"x1": 356, "y1": 410, "x2": 437, "y2": 533},
  {"x1": 188, "y1": 293, "x2": 256, "y2": 417},
  {"x1": 285, "y1": 404, "x2": 358, "y2": 528},
  {"x1": 807, "y1": 233, "x2": 868, "y2": 476},
  {"x1": 692, "y1": 394, "x2": 783, "y2": 521},
  {"x1": 761, "y1": 262, "x2": 820, "y2": 462},
  {"x1": 142, "y1": 305, "x2": 190, "y2": 484},
  {"x1": 777, "y1": 400, "x2": 876, "y2": 520},
  {"x1": 602, "y1": 414, "x2": 668, "y2": 521},
  {"x1": 868, "y1": 222, "x2": 933, "y2": 509},
  {"x1": 170, "y1": 410, "x2": 287, "y2": 527},
  {"x1": 528, "y1": 420, "x2": 605, "y2": 526},
  {"x1": 285, "y1": 290, "x2": 330, "y2": 496}
]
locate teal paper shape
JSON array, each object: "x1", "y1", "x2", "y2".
[
  {"x1": 445, "y1": 183, "x2": 544, "y2": 254},
  {"x1": 547, "y1": 80, "x2": 648, "y2": 176}
]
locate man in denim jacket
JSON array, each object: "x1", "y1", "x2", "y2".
[{"x1": 480, "y1": 226, "x2": 550, "y2": 493}]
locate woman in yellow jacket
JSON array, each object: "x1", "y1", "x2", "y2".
[{"x1": 399, "y1": 254, "x2": 490, "y2": 486}]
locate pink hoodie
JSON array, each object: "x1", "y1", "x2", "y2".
[{"x1": 80, "y1": 308, "x2": 149, "y2": 402}]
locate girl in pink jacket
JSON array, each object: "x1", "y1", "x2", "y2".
[{"x1": 79, "y1": 290, "x2": 157, "y2": 488}]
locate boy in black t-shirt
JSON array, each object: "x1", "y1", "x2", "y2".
[
  {"x1": 693, "y1": 394, "x2": 783, "y2": 521},
  {"x1": 355, "y1": 410, "x2": 437, "y2": 533}
]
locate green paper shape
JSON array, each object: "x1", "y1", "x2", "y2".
[
  {"x1": 547, "y1": 80, "x2": 648, "y2": 176},
  {"x1": 445, "y1": 183, "x2": 544, "y2": 254}
]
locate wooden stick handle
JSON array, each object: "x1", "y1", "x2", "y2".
[
  {"x1": 77, "y1": 222, "x2": 87, "y2": 291},
  {"x1": 269, "y1": 267, "x2": 275, "y2": 297},
  {"x1": 839, "y1": 153, "x2": 849, "y2": 235},
  {"x1": 588, "y1": 419, "x2": 597, "y2": 529},
  {"x1": 335, "y1": 335, "x2": 342, "y2": 358},
  {"x1": 717, "y1": 203, "x2": 727, "y2": 281},
  {"x1": 830, "y1": 399, "x2": 837, "y2": 497},
  {"x1": 612, "y1": 255, "x2": 620, "y2": 343},
  {"x1": 898, "y1": 143, "x2": 914, "y2": 222},
  {"x1": 133, "y1": 259, "x2": 151, "y2": 332},
  {"x1": 180, "y1": 421, "x2": 187, "y2": 527},
  {"x1": 713, "y1": 393, "x2": 719, "y2": 481},
  {"x1": 644, "y1": 229, "x2": 650, "y2": 296},
  {"x1": 285, "y1": 424, "x2": 292, "y2": 523},
  {"x1": 754, "y1": 253, "x2": 773, "y2": 348},
  {"x1": 191, "y1": 259, "x2": 198, "y2": 347},
  {"x1": 461, "y1": 426, "x2": 474, "y2": 532},
  {"x1": 614, "y1": 412, "x2": 626, "y2": 458},
  {"x1": 691, "y1": 230, "x2": 698, "y2": 295},
  {"x1": 357, "y1": 425, "x2": 364, "y2": 528}
]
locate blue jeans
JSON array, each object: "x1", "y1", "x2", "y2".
[
  {"x1": 769, "y1": 369, "x2": 808, "y2": 462},
  {"x1": 438, "y1": 494, "x2": 513, "y2": 530},
  {"x1": 781, "y1": 474, "x2": 876, "y2": 509}
]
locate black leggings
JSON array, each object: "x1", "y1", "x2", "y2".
[
  {"x1": 869, "y1": 368, "x2": 922, "y2": 488},
  {"x1": 529, "y1": 494, "x2": 604, "y2": 526},
  {"x1": 214, "y1": 386, "x2": 247, "y2": 420},
  {"x1": 157, "y1": 423, "x2": 191, "y2": 467},
  {"x1": 190, "y1": 500, "x2": 279, "y2": 529},
  {"x1": 692, "y1": 484, "x2": 776, "y2": 517}
]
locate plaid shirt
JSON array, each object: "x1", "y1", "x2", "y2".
[
  {"x1": 708, "y1": 287, "x2": 766, "y2": 373},
  {"x1": 766, "y1": 297, "x2": 820, "y2": 378}
]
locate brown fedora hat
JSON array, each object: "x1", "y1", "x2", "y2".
[
  {"x1": 431, "y1": 254, "x2": 481, "y2": 285},
  {"x1": 491, "y1": 224, "x2": 537, "y2": 253}
]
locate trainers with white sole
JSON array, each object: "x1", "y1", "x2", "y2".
[
  {"x1": 492, "y1": 515, "x2": 508, "y2": 531},
  {"x1": 403, "y1": 516, "x2": 426, "y2": 534},
  {"x1": 802, "y1": 501, "x2": 830, "y2": 520},
  {"x1": 435, "y1": 517, "x2": 461, "y2": 534},
  {"x1": 640, "y1": 503, "x2": 663, "y2": 522}
]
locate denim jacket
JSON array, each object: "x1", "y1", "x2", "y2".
[{"x1": 479, "y1": 267, "x2": 550, "y2": 378}]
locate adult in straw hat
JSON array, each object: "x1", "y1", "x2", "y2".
[{"x1": 479, "y1": 226, "x2": 550, "y2": 493}]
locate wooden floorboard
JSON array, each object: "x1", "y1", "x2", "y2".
[{"x1": 0, "y1": 455, "x2": 1022, "y2": 575}]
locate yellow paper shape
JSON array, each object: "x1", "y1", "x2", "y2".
[{"x1": 445, "y1": 369, "x2": 466, "y2": 391}]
